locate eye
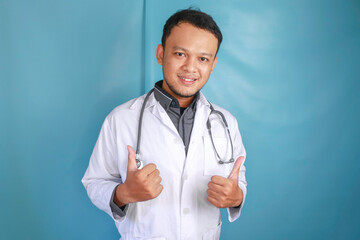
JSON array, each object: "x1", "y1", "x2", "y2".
[
  {"x1": 200, "y1": 57, "x2": 208, "y2": 62},
  {"x1": 176, "y1": 52, "x2": 185, "y2": 57}
]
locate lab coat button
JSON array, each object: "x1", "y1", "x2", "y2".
[
  {"x1": 174, "y1": 138, "x2": 181, "y2": 144},
  {"x1": 183, "y1": 208, "x2": 190, "y2": 214},
  {"x1": 183, "y1": 174, "x2": 188, "y2": 180}
]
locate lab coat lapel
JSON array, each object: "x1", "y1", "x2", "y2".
[
  {"x1": 186, "y1": 93, "x2": 211, "y2": 166},
  {"x1": 150, "y1": 98, "x2": 179, "y2": 136},
  {"x1": 131, "y1": 92, "x2": 179, "y2": 135}
]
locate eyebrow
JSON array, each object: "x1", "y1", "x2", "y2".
[{"x1": 173, "y1": 46, "x2": 214, "y2": 58}]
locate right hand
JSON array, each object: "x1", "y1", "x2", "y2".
[{"x1": 114, "y1": 146, "x2": 163, "y2": 207}]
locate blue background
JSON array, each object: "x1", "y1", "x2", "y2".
[{"x1": 1, "y1": 0, "x2": 359, "y2": 239}]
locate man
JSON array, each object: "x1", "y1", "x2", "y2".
[{"x1": 82, "y1": 9, "x2": 247, "y2": 239}]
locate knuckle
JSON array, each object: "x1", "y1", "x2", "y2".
[
  {"x1": 134, "y1": 171, "x2": 142, "y2": 179},
  {"x1": 148, "y1": 163, "x2": 157, "y2": 169}
]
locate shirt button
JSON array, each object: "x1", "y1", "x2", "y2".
[{"x1": 183, "y1": 208, "x2": 190, "y2": 214}]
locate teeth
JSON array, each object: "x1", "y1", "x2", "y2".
[{"x1": 180, "y1": 77, "x2": 195, "y2": 82}]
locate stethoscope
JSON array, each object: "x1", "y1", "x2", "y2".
[{"x1": 135, "y1": 88, "x2": 234, "y2": 169}]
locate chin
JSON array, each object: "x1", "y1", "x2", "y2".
[{"x1": 176, "y1": 90, "x2": 199, "y2": 98}]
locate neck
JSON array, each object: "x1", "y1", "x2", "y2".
[
  {"x1": 161, "y1": 81, "x2": 195, "y2": 108},
  {"x1": 176, "y1": 96, "x2": 195, "y2": 108}
]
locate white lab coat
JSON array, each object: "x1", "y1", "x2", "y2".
[{"x1": 82, "y1": 91, "x2": 247, "y2": 240}]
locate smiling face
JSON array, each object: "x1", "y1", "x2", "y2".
[{"x1": 156, "y1": 22, "x2": 218, "y2": 107}]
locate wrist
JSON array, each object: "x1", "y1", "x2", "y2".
[
  {"x1": 233, "y1": 187, "x2": 243, "y2": 207},
  {"x1": 114, "y1": 183, "x2": 130, "y2": 207}
]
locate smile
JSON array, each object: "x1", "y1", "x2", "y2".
[{"x1": 179, "y1": 76, "x2": 197, "y2": 82}]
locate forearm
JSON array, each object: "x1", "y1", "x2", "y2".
[{"x1": 114, "y1": 183, "x2": 132, "y2": 207}]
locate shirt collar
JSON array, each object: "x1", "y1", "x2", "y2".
[{"x1": 153, "y1": 80, "x2": 199, "y2": 111}]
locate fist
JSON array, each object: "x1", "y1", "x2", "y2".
[
  {"x1": 206, "y1": 156, "x2": 244, "y2": 208},
  {"x1": 114, "y1": 146, "x2": 163, "y2": 206}
]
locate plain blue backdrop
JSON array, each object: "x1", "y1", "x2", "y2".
[{"x1": 1, "y1": 0, "x2": 359, "y2": 239}]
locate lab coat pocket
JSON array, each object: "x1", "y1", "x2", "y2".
[
  {"x1": 203, "y1": 136, "x2": 232, "y2": 177},
  {"x1": 202, "y1": 221, "x2": 222, "y2": 240}
]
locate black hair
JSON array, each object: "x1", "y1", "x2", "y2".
[{"x1": 161, "y1": 8, "x2": 223, "y2": 54}]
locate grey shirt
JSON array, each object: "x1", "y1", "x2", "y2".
[
  {"x1": 153, "y1": 80, "x2": 198, "y2": 153},
  {"x1": 110, "y1": 80, "x2": 199, "y2": 216}
]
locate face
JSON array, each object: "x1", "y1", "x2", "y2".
[{"x1": 156, "y1": 22, "x2": 218, "y2": 106}]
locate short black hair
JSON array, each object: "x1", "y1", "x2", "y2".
[{"x1": 161, "y1": 8, "x2": 223, "y2": 54}]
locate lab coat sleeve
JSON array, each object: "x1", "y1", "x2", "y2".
[
  {"x1": 81, "y1": 116, "x2": 127, "y2": 222},
  {"x1": 110, "y1": 185, "x2": 128, "y2": 218},
  {"x1": 227, "y1": 118, "x2": 247, "y2": 222}
]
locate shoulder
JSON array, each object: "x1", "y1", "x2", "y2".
[
  {"x1": 105, "y1": 93, "x2": 147, "y2": 123},
  {"x1": 210, "y1": 102, "x2": 238, "y2": 124},
  {"x1": 199, "y1": 92, "x2": 237, "y2": 124},
  {"x1": 210, "y1": 102, "x2": 233, "y2": 118}
]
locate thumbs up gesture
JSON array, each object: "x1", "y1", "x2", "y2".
[
  {"x1": 206, "y1": 156, "x2": 244, "y2": 208},
  {"x1": 114, "y1": 146, "x2": 163, "y2": 207}
]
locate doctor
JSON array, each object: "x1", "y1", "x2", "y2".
[{"x1": 82, "y1": 9, "x2": 247, "y2": 239}]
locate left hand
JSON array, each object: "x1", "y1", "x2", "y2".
[{"x1": 206, "y1": 156, "x2": 244, "y2": 208}]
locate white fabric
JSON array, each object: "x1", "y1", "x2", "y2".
[{"x1": 82, "y1": 92, "x2": 247, "y2": 240}]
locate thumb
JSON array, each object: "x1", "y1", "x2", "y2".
[
  {"x1": 127, "y1": 145, "x2": 138, "y2": 172},
  {"x1": 228, "y1": 156, "x2": 244, "y2": 180}
]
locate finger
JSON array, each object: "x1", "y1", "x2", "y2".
[
  {"x1": 208, "y1": 181, "x2": 226, "y2": 194},
  {"x1": 207, "y1": 195, "x2": 220, "y2": 207},
  {"x1": 141, "y1": 163, "x2": 157, "y2": 175},
  {"x1": 228, "y1": 156, "x2": 244, "y2": 180},
  {"x1": 147, "y1": 169, "x2": 160, "y2": 181},
  {"x1": 147, "y1": 184, "x2": 163, "y2": 200},
  {"x1": 148, "y1": 168, "x2": 160, "y2": 177},
  {"x1": 206, "y1": 188, "x2": 220, "y2": 198},
  {"x1": 154, "y1": 184, "x2": 163, "y2": 196},
  {"x1": 127, "y1": 145, "x2": 138, "y2": 172},
  {"x1": 210, "y1": 175, "x2": 228, "y2": 186},
  {"x1": 153, "y1": 175, "x2": 162, "y2": 185}
]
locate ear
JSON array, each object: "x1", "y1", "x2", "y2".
[
  {"x1": 210, "y1": 56, "x2": 218, "y2": 74},
  {"x1": 156, "y1": 44, "x2": 164, "y2": 65}
]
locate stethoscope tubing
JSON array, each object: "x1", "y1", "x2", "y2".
[
  {"x1": 135, "y1": 88, "x2": 234, "y2": 169},
  {"x1": 135, "y1": 89, "x2": 154, "y2": 169}
]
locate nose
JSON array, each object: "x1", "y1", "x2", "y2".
[{"x1": 183, "y1": 56, "x2": 197, "y2": 73}]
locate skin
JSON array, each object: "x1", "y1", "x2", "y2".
[
  {"x1": 115, "y1": 22, "x2": 243, "y2": 208},
  {"x1": 207, "y1": 157, "x2": 244, "y2": 208},
  {"x1": 114, "y1": 146, "x2": 163, "y2": 207},
  {"x1": 156, "y1": 22, "x2": 218, "y2": 108}
]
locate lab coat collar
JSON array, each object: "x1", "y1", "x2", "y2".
[
  {"x1": 128, "y1": 90, "x2": 212, "y2": 138},
  {"x1": 197, "y1": 91, "x2": 211, "y2": 109},
  {"x1": 129, "y1": 90, "x2": 211, "y2": 111},
  {"x1": 129, "y1": 91, "x2": 157, "y2": 111}
]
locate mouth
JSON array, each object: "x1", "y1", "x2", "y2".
[{"x1": 178, "y1": 76, "x2": 197, "y2": 84}]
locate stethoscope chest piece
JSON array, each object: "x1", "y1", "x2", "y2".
[{"x1": 135, "y1": 154, "x2": 144, "y2": 169}]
